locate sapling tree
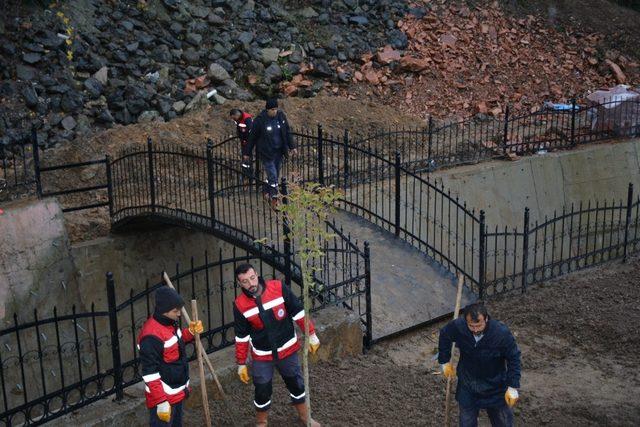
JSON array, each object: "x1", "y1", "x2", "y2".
[{"x1": 277, "y1": 181, "x2": 341, "y2": 426}]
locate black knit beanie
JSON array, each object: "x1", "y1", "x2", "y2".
[
  {"x1": 154, "y1": 286, "x2": 184, "y2": 315},
  {"x1": 265, "y1": 98, "x2": 278, "y2": 109}
]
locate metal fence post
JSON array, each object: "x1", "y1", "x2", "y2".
[
  {"x1": 502, "y1": 106, "x2": 510, "y2": 155},
  {"x1": 147, "y1": 137, "x2": 156, "y2": 211},
  {"x1": 521, "y1": 208, "x2": 530, "y2": 293},
  {"x1": 105, "y1": 272, "x2": 123, "y2": 400},
  {"x1": 478, "y1": 210, "x2": 486, "y2": 299},
  {"x1": 570, "y1": 98, "x2": 577, "y2": 147},
  {"x1": 394, "y1": 151, "x2": 401, "y2": 237},
  {"x1": 427, "y1": 116, "x2": 433, "y2": 168},
  {"x1": 623, "y1": 183, "x2": 634, "y2": 262},
  {"x1": 105, "y1": 155, "x2": 114, "y2": 218},
  {"x1": 31, "y1": 127, "x2": 42, "y2": 197},
  {"x1": 343, "y1": 129, "x2": 349, "y2": 189},
  {"x1": 317, "y1": 124, "x2": 324, "y2": 186},
  {"x1": 281, "y1": 178, "x2": 292, "y2": 288},
  {"x1": 206, "y1": 139, "x2": 216, "y2": 227},
  {"x1": 364, "y1": 241, "x2": 373, "y2": 349}
]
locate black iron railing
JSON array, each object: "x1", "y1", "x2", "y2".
[
  {"x1": 0, "y1": 240, "x2": 370, "y2": 425},
  {"x1": 0, "y1": 138, "x2": 35, "y2": 201}
]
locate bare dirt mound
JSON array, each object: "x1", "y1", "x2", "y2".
[
  {"x1": 44, "y1": 95, "x2": 419, "y2": 164},
  {"x1": 186, "y1": 257, "x2": 640, "y2": 426}
]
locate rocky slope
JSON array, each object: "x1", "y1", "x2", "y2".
[{"x1": 0, "y1": 0, "x2": 412, "y2": 148}]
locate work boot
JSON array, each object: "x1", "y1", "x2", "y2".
[
  {"x1": 293, "y1": 403, "x2": 321, "y2": 427},
  {"x1": 256, "y1": 410, "x2": 268, "y2": 427}
]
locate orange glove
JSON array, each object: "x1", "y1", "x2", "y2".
[
  {"x1": 157, "y1": 401, "x2": 171, "y2": 422},
  {"x1": 309, "y1": 333, "x2": 320, "y2": 354},
  {"x1": 188, "y1": 320, "x2": 203, "y2": 335},
  {"x1": 505, "y1": 387, "x2": 519, "y2": 407},
  {"x1": 441, "y1": 363, "x2": 456, "y2": 379},
  {"x1": 238, "y1": 365, "x2": 250, "y2": 384}
]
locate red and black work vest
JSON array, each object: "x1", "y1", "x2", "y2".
[
  {"x1": 233, "y1": 279, "x2": 315, "y2": 364},
  {"x1": 137, "y1": 316, "x2": 194, "y2": 408}
]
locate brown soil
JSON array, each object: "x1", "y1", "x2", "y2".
[{"x1": 185, "y1": 257, "x2": 640, "y2": 426}]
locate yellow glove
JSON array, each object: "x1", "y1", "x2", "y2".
[
  {"x1": 238, "y1": 365, "x2": 250, "y2": 384},
  {"x1": 157, "y1": 401, "x2": 171, "y2": 422},
  {"x1": 441, "y1": 362, "x2": 456, "y2": 379},
  {"x1": 309, "y1": 333, "x2": 320, "y2": 354},
  {"x1": 188, "y1": 320, "x2": 203, "y2": 335},
  {"x1": 505, "y1": 387, "x2": 519, "y2": 407}
]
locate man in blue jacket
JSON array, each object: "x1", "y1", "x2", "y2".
[
  {"x1": 438, "y1": 302, "x2": 521, "y2": 427},
  {"x1": 245, "y1": 98, "x2": 297, "y2": 206}
]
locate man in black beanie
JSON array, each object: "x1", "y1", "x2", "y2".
[
  {"x1": 138, "y1": 286, "x2": 204, "y2": 426},
  {"x1": 245, "y1": 98, "x2": 297, "y2": 206}
]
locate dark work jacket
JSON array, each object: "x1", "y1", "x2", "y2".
[
  {"x1": 438, "y1": 317, "x2": 521, "y2": 408},
  {"x1": 246, "y1": 110, "x2": 295, "y2": 160}
]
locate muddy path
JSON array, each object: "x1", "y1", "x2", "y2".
[{"x1": 185, "y1": 256, "x2": 640, "y2": 426}]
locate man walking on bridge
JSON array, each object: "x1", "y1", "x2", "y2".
[
  {"x1": 138, "y1": 286, "x2": 203, "y2": 426},
  {"x1": 245, "y1": 98, "x2": 297, "y2": 207},
  {"x1": 439, "y1": 302, "x2": 521, "y2": 427},
  {"x1": 233, "y1": 263, "x2": 321, "y2": 427}
]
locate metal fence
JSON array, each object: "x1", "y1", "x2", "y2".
[
  {"x1": 483, "y1": 183, "x2": 640, "y2": 296},
  {"x1": 0, "y1": 242, "x2": 370, "y2": 425},
  {"x1": 0, "y1": 139, "x2": 35, "y2": 202}
]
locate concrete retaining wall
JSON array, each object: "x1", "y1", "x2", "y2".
[{"x1": 434, "y1": 139, "x2": 640, "y2": 228}]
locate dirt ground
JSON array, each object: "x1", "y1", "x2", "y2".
[{"x1": 185, "y1": 256, "x2": 640, "y2": 426}]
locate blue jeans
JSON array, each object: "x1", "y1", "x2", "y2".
[
  {"x1": 149, "y1": 401, "x2": 183, "y2": 427},
  {"x1": 261, "y1": 155, "x2": 282, "y2": 198},
  {"x1": 459, "y1": 402, "x2": 513, "y2": 427}
]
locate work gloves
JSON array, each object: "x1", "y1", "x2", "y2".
[
  {"x1": 238, "y1": 365, "x2": 250, "y2": 384},
  {"x1": 505, "y1": 387, "x2": 519, "y2": 407},
  {"x1": 157, "y1": 401, "x2": 171, "y2": 422},
  {"x1": 188, "y1": 320, "x2": 204, "y2": 335},
  {"x1": 440, "y1": 362, "x2": 456, "y2": 379},
  {"x1": 309, "y1": 333, "x2": 320, "y2": 354}
]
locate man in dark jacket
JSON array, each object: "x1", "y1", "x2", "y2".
[
  {"x1": 438, "y1": 302, "x2": 521, "y2": 427},
  {"x1": 245, "y1": 98, "x2": 297, "y2": 204},
  {"x1": 233, "y1": 263, "x2": 320, "y2": 427},
  {"x1": 229, "y1": 108, "x2": 253, "y2": 173},
  {"x1": 138, "y1": 286, "x2": 203, "y2": 426}
]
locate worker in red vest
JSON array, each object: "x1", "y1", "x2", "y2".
[
  {"x1": 233, "y1": 263, "x2": 321, "y2": 427},
  {"x1": 230, "y1": 108, "x2": 254, "y2": 174},
  {"x1": 138, "y1": 286, "x2": 203, "y2": 426}
]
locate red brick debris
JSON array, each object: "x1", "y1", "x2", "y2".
[{"x1": 346, "y1": 1, "x2": 639, "y2": 119}]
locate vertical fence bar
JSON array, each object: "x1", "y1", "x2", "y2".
[
  {"x1": 32, "y1": 127, "x2": 42, "y2": 197},
  {"x1": 427, "y1": 116, "x2": 433, "y2": 168},
  {"x1": 394, "y1": 151, "x2": 401, "y2": 237},
  {"x1": 521, "y1": 208, "x2": 530, "y2": 293},
  {"x1": 570, "y1": 98, "x2": 577, "y2": 147},
  {"x1": 317, "y1": 124, "x2": 324, "y2": 185},
  {"x1": 343, "y1": 129, "x2": 349, "y2": 188},
  {"x1": 105, "y1": 272, "x2": 123, "y2": 400},
  {"x1": 364, "y1": 241, "x2": 372, "y2": 349},
  {"x1": 105, "y1": 155, "x2": 114, "y2": 218},
  {"x1": 478, "y1": 210, "x2": 486, "y2": 299},
  {"x1": 623, "y1": 183, "x2": 634, "y2": 262},
  {"x1": 502, "y1": 106, "x2": 510, "y2": 155},
  {"x1": 147, "y1": 137, "x2": 156, "y2": 212},
  {"x1": 281, "y1": 178, "x2": 292, "y2": 288},
  {"x1": 206, "y1": 140, "x2": 216, "y2": 227}
]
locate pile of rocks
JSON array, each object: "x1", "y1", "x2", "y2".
[{"x1": 0, "y1": 0, "x2": 410, "y2": 148}]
